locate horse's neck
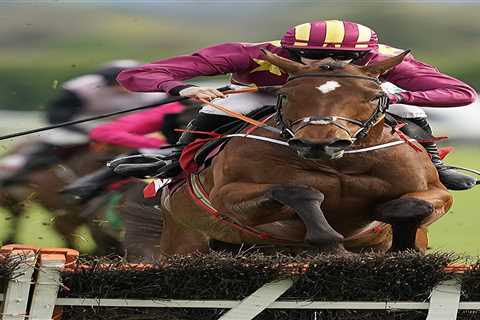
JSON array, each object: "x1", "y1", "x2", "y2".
[{"x1": 63, "y1": 150, "x2": 108, "y2": 175}]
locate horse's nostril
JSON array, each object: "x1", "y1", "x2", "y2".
[{"x1": 327, "y1": 139, "x2": 353, "y2": 149}]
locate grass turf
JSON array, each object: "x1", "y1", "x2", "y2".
[{"x1": 428, "y1": 145, "x2": 480, "y2": 256}]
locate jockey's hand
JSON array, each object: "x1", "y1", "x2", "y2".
[
  {"x1": 387, "y1": 93, "x2": 404, "y2": 104},
  {"x1": 179, "y1": 86, "x2": 225, "y2": 101}
]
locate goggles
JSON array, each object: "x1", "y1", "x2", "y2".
[{"x1": 290, "y1": 49, "x2": 370, "y2": 61}]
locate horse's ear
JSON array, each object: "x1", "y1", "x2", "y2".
[
  {"x1": 361, "y1": 50, "x2": 411, "y2": 77},
  {"x1": 261, "y1": 49, "x2": 304, "y2": 74}
]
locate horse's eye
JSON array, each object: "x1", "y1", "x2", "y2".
[{"x1": 320, "y1": 65, "x2": 333, "y2": 71}]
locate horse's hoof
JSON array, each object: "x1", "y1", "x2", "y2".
[
  {"x1": 315, "y1": 244, "x2": 349, "y2": 255},
  {"x1": 305, "y1": 230, "x2": 343, "y2": 248},
  {"x1": 306, "y1": 234, "x2": 346, "y2": 254}
]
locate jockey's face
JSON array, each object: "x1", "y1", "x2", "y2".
[
  {"x1": 293, "y1": 49, "x2": 368, "y2": 65},
  {"x1": 301, "y1": 57, "x2": 353, "y2": 64}
]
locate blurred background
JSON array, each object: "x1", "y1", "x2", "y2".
[{"x1": 0, "y1": 0, "x2": 478, "y2": 255}]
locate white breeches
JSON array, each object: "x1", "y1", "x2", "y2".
[
  {"x1": 200, "y1": 85, "x2": 276, "y2": 116},
  {"x1": 39, "y1": 128, "x2": 90, "y2": 146},
  {"x1": 199, "y1": 83, "x2": 427, "y2": 119}
]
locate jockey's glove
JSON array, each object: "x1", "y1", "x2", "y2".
[{"x1": 179, "y1": 86, "x2": 225, "y2": 101}]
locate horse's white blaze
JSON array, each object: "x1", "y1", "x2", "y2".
[{"x1": 317, "y1": 81, "x2": 341, "y2": 94}]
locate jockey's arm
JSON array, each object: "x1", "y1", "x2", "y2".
[
  {"x1": 46, "y1": 89, "x2": 85, "y2": 124},
  {"x1": 89, "y1": 102, "x2": 184, "y2": 149},
  {"x1": 117, "y1": 43, "x2": 254, "y2": 95},
  {"x1": 381, "y1": 54, "x2": 477, "y2": 107}
]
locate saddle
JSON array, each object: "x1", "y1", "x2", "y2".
[{"x1": 193, "y1": 105, "x2": 276, "y2": 165}]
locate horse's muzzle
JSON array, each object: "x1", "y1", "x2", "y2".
[{"x1": 288, "y1": 138, "x2": 353, "y2": 160}]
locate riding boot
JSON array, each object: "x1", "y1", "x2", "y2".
[
  {"x1": 410, "y1": 117, "x2": 476, "y2": 190},
  {"x1": 155, "y1": 113, "x2": 235, "y2": 178},
  {"x1": 62, "y1": 166, "x2": 122, "y2": 203}
]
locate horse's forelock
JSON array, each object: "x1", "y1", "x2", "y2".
[{"x1": 302, "y1": 60, "x2": 349, "y2": 72}]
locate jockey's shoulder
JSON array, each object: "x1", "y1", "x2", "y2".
[
  {"x1": 367, "y1": 44, "x2": 415, "y2": 65},
  {"x1": 203, "y1": 40, "x2": 282, "y2": 51},
  {"x1": 198, "y1": 41, "x2": 287, "y2": 60},
  {"x1": 377, "y1": 44, "x2": 407, "y2": 56},
  {"x1": 62, "y1": 74, "x2": 107, "y2": 92},
  {"x1": 240, "y1": 40, "x2": 285, "y2": 53},
  {"x1": 238, "y1": 40, "x2": 282, "y2": 48}
]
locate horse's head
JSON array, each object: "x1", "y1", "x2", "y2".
[{"x1": 262, "y1": 49, "x2": 409, "y2": 160}]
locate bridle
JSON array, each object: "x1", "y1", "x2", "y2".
[{"x1": 275, "y1": 73, "x2": 390, "y2": 141}]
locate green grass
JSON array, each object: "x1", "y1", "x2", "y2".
[
  {"x1": 428, "y1": 146, "x2": 480, "y2": 256},
  {"x1": 0, "y1": 204, "x2": 96, "y2": 253}
]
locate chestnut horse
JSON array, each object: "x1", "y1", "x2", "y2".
[{"x1": 159, "y1": 51, "x2": 453, "y2": 256}]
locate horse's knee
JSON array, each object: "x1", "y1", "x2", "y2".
[
  {"x1": 375, "y1": 197, "x2": 433, "y2": 252},
  {"x1": 374, "y1": 197, "x2": 433, "y2": 225}
]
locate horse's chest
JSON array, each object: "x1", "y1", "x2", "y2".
[{"x1": 318, "y1": 174, "x2": 391, "y2": 208}]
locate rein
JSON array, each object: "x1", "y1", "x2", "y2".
[
  {"x1": 275, "y1": 72, "x2": 390, "y2": 141},
  {"x1": 222, "y1": 133, "x2": 417, "y2": 154}
]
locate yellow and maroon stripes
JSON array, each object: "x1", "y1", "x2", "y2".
[
  {"x1": 290, "y1": 20, "x2": 375, "y2": 49},
  {"x1": 292, "y1": 22, "x2": 311, "y2": 47},
  {"x1": 323, "y1": 20, "x2": 345, "y2": 47}
]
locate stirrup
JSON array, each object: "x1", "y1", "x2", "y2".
[
  {"x1": 107, "y1": 154, "x2": 167, "y2": 168},
  {"x1": 113, "y1": 160, "x2": 168, "y2": 178}
]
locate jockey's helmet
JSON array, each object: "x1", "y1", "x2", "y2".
[
  {"x1": 96, "y1": 60, "x2": 142, "y2": 86},
  {"x1": 281, "y1": 20, "x2": 378, "y2": 61}
]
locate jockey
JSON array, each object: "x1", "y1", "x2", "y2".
[
  {"x1": 61, "y1": 101, "x2": 189, "y2": 201},
  {"x1": 89, "y1": 102, "x2": 186, "y2": 149},
  {"x1": 0, "y1": 60, "x2": 166, "y2": 186},
  {"x1": 117, "y1": 20, "x2": 478, "y2": 190}
]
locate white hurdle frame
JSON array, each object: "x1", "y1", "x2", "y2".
[
  {"x1": 29, "y1": 253, "x2": 66, "y2": 320},
  {"x1": 0, "y1": 248, "x2": 37, "y2": 320},
  {"x1": 32, "y1": 269, "x2": 474, "y2": 320},
  {"x1": 1, "y1": 246, "x2": 479, "y2": 320}
]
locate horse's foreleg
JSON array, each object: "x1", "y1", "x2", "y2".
[
  {"x1": 267, "y1": 185, "x2": 344, "y2": 250},
  {"x1": 212, "y1": 183, "x2": 344, "y2": 251},
  {"x1": 374, "y1": 188, "x2": 452, "y2": 252}
]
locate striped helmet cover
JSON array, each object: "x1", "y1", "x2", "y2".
[{"x1": 281, "y1": 20, "x2": 378, "y2": 51}]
